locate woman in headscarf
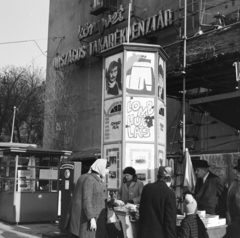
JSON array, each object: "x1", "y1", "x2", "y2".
[
  {"x1": 65, "y1": 159, "x2": 110, "y2": 238},
  {"x1": 118, "y1": 166, "x2": 144, "y2": 204}
]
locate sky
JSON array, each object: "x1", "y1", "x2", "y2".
[{"x1": 0, "y1": 0, "x2": 49, "y2": 75}]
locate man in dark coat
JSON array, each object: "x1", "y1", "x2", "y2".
[
  {"x1": 64, "y1": 173, "x2": 89, "y2": 237},
  {"x1": 138, "y1": 166, "x2": 176, "y2": 238},
  {"x1": 194, "y1": 160, "x2": 227, "y2": 217}
]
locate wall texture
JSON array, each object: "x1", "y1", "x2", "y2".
[{"x1": 44, "y1": 0, "x2": 240, "y2": 157}]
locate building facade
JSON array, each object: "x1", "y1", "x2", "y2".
[{"x1": 44, "y1": 0, "x2": 240, "y2": 187}]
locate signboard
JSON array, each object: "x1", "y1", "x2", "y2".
[
  {"x1": 104, "y1": 52, "x2": 123, "y2": 99},
  {"x1": 126, "y1": 97, "x2": 155, "y2": 142},
  {"x1": 125, "y1": 51, "x2": 155, "y2": 96},
  {"x1": 103, "y1": 144, "x2": 122, "y2": 189},
  {"x1": 157, "y1": 100, "x2": 166, "y2": 145},
  {"x1": 158, "y1": 57, "x2": 165, "y2": 101},
  {"x1": 18, "y1": 170, "x2": 34, "y2": 192},
  {"x1": 39, "y1": 169, "x2": 58, "y2": 180},
  {"x1": 104, "y1": 98, "x2": 122, "y2": 142},
  {"x1": 125, "y1": 143, "x2": 155, "y2": 184}
]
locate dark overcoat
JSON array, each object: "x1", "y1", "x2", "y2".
[
  {"x1": 194, "y1": 171, "x2": 227, "y2": 217},
  {"x1": 64, "y1": 173, "x2": 89, "y2": 236},
  {"x1": 80, "y1": 173, "x2": 107, "y2": 238},
  {"x1": 138, "y1": 180, "x2": 177, "y2": 238},
  {"x1": 118, "y1": 179, "x2": 144, "y2": 204}
]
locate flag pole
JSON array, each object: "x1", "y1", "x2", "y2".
[
  {"x1": 182, "y1": 0, "x2": 187, "y2": 153},
  {"x1": 127, "y1": 0, "x2": 132, "y2": 43}
]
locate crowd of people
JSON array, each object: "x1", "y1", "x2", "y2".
[{"x1": 64, "y1": 158, "x2": 239, "y2": 238}]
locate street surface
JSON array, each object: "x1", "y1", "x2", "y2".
[{"x1": 0, "y1": 221, "x2": 59, "y2": 238}]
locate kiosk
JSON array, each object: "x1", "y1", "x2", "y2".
[
  {"x1": 101, "y1": 43, "x2": 168, "y2": 193},
  {"x1": 0, "y1": 143, "x2": 71, "y2": 223}
]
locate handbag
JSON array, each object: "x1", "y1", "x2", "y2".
[{"x1": 106, "y1": 206, "x2": 124, "y2": 238}]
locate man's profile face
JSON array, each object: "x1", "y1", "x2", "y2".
[
  {"x1": 195, "y1": 167, "x2": 207, "y2": 179},
  {"x1": 109, "y1": 66, "x2": 118, "y2": 82}
]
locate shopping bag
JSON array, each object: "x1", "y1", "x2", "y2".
[{"x1": 106, "y1": 206, "x2": 124, "y2": 238}]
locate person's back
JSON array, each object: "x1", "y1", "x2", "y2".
[{"x1": 138, "y1": 166, "x2": 176, "y2": 238}]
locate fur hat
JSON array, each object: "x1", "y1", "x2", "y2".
[
  {"x1": 123, "y1": 167, "x2": 136, "y2": 176},
  {"x1": 184, "y1": 194, "x2": 197, "y2": 215}
]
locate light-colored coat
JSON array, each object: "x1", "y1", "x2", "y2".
[
  {"x1": 80, "y1": 173, "x2": 107, "y2": 238},
  {"x1": 65, "y1": 173, "x2": 107, "y2": 238},
  {"x1": 118, "y1": 179, "x2": 144, "y2": 204}
]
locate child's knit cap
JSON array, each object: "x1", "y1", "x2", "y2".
[{"x1": 184, "y1": 194, "x2": 197, "y2": 215}]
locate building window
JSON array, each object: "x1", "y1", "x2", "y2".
[{"x1": 90, "y1": 0, "x2": 122, "y2": 15}]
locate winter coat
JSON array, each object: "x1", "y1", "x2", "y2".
[
  {"x1": 80, "y1": 173, "x2": 108, "y2": 238},
  {"x1": 64, "y1": 173, "x2": 89, "y2": 236},
  {"x1": 178, "y1": 214, "x2": 208, "y2": 238},
  {"x1": 138, "y1": 180, "x2": 177, "y2": 238},
  {"x1": 118, "y1": 179, "x2": 144, "y2": 204},
  {"x1": 227, "y1": 176, "x2": 240, "y2": 223},
  {"x1": 194, "y1": 172, "x2": 227, "y2": 217},
  {"x1": 65, "y1": 173, "x2": 107, "y2": 238}
]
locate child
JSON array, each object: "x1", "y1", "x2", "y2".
[{"x1": 178, "y1": 194, "x2": 208, "y2": 238}]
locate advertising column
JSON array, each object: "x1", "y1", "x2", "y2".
[{"x1": 101, "y1": 43, "x2": 168, "y2": 193}]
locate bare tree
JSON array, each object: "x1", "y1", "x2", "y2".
[
  {"x1": 0, "y1": 64, "x2": 45, "y2": 146},
  {"x1": 44, "y1": 65, "x2": 78, "y2": 150}
]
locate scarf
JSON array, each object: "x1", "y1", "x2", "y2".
[{"x1": 89, "y1": 159, "x2": 107, "y2": 182}]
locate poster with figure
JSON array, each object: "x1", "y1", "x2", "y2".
[
  {"x1": 157, "y1": 100, "x2": 166, "y2": 145},
  {"x1": 125, "y1": 52, "x2": 155, "y2": 95},
  {"x1": 103, "y1": 144, "x2": 121, "y2": 189},
  {"x1": 105, "y1": 52, "x2": 123, "y2": 99},
  {"x1": 158, "y1": 57, "x2": 165, "y2": 101},
  {"x1": 126, "y1": 96, "x2": 155, "y2": 142},
  {"x1": 104, "y1": 98, "x2": 122, "y2": 142},
  {"x1": 125, "y1": 143, "x2": 155, "y2": 184}
]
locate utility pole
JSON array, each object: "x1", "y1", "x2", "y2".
[{"x1": 10, "y1": 106, "x2": 17, "y2": 143}]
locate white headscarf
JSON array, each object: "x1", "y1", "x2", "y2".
[{"x1": 89, "y1": 159, "x2": 108, "y2": 181}]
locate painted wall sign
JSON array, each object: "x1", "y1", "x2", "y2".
[
  {"x1": 126, "y1": 97, "x2": 155, "y2": 142},
  {"x1": 53, "y1": 9, "x2": 173, "y2": 70},
  {"x1": 78, "y1": 5, "x2": 124, "y2": 39}
]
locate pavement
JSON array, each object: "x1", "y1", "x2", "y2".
[{"x1": 0, "y1": 221, "x2": 64, "y2": 238}]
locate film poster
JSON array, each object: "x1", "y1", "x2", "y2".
[{"x1": 104, "y1": 52, "x2": 123, "y2": 99}]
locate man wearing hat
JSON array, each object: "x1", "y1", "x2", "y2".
[
  {"x1": 138, "y1": 166, "x2": 176, "y2": 238},
  {"x1": 227, "y1": 159, "x2": 240, "y2": 224},
  {"x1": 194, "y1": 160, "x2": 226, "y2": 217}
]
